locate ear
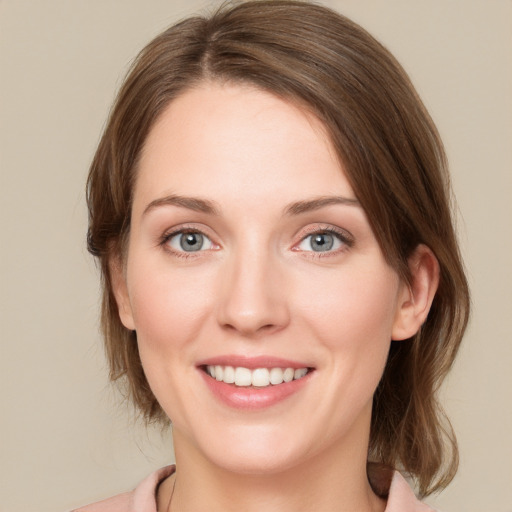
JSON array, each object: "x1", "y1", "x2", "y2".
[
  {"x1": 109, "y1": 256, "x2": 136, "y2": 331},
  {"x1": 392, "y1": 244, "x2": 440, "y2": 341}
]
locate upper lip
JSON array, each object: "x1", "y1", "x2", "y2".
[{"x1": 197, "y1": 355, "x2": 313, "y2": 370}]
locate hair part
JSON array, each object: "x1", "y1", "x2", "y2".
[{"x1": 87, "y1": 0, "x2": 470, "y2": 496}]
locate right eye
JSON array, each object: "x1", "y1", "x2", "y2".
[{"x1": 166, "y1": 231, "x2": 214, "y2": 253}]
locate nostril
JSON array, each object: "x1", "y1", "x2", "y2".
[
  {"x1": 216, "y1": 264, "x2": 290, "y2": 335},
  {"x1": 220, "y1": 321, "x2": 284, "y2": 338}
]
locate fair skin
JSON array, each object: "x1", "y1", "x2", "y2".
[{"x1": 112, "y1": 82, "x2": 439, "y2": 512}]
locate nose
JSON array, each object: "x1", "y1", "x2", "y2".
[{"x1": 216, "y1": 247, "x2": 290, "y2": 337}]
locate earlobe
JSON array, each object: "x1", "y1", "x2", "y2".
[
  {"x1": 109, "y1": 256, "x2": 136, "y2": 331},
  {"x1": 392, "y1": 244, "x2": 440, "y2": 341}
]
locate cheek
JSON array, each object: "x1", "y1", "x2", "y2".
[
  {"x1": 126, "y1": 257, "x2": 216, "y2": 353},
  {"x1": 298, "y1": 261, "x2": 400, "y2": 363},
  {"x1": 125, "y1": 256, "x2": 218, "y2": 420}
]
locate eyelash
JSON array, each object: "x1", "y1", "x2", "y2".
[
  {"x1": 159, "y1": 226, "x2": 216, "y2": 259},
  {"x1": 159, "y1": 225, "x2": 354, "y2": 259},
  {"x1": 294, "y1": 226, "x2": 354, "y2": 257}
]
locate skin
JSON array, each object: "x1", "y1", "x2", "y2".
[{"x1": 112, "y1": 82, "x2": 439, "y2": 512}]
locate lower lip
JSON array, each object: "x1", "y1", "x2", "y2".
[{"x1": 199, "y1": 370, "x2": 312, "y2": 410}]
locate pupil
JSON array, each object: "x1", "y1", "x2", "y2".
[
  {"x1": 180, "y1": 233, "x2": 203, "y2": 251},
  {"x1": 312, "y1": 234, "x2": 333, "y2": 251}
]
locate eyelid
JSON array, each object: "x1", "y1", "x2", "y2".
[
  {"x1": 168, "y1": 231, "x2": 214, "y2": 252},
  {"x1": 158, "y1": 223, "x2": 353, "y2": 257},
  {"x1": 292, "y1": 224, "x2": 354, "y2": 253},
  {"x1": 159, "y1": 224, "x2": 220, "y2": 256}
]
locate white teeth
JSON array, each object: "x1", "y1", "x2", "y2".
[
  {"x1": 206, "y1": 365, "x2": 309, "y2": 387},
  {"x1": 223, "y1": 365, "x2": 235, "y2": 384},
  {"x1": 234, "y1": 367, "x2": 252, "y2": 386},
  {"x1": 251, "y1": 368, "x2": 270, "y2": 387},
  {"x1": 283, "y1": 368, "x2": 294, "y2": 382},
  {"x1": 269, "y1": 367, "x2": 284, "y2": 385},
  {"x1": 294, "y1": 368, "x2": 308, "y2": 380}
]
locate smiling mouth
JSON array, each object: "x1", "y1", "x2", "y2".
[{"x1": 203, "y1": 365, "x2": 312, "y2": 388}]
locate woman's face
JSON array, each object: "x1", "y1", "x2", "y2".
[{"x1": 115, "y1": 82, "x2": 412, "y2": 473}]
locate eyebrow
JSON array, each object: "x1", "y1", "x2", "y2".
[
  {"x1": 143, "y1": 194, "x2": 220, "y2": 216},
  {"x1": 142, "y1": 193, "x2": 360, "y2": 217},
  {"x1": 284, "y1": 196, "x2": 360, "y2": 215}
]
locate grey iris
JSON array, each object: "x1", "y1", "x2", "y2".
[
  {"x1": 180, "y1": 233, "x2": 204, "y2": 251},
  {"x1": 311, "y1": 233, "x2": 334, "y2": 251}
]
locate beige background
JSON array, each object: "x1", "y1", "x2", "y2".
[{"x1": 1, "y1": 1, "x2": 511, "y2": 511}]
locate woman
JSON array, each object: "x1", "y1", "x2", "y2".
[{"x1": 78, "y1": 1, "x2": 469, "y2": 510}]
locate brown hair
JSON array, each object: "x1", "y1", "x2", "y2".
[{"x1": 87, "y1": 0, "x2": 469, "y2": 497}]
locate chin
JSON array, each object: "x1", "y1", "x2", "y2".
[
  {"x1": 192, "y1": 423, "x2": 316, "y2": 476},
  {"x1": 207, "y1": 447, "x2": 303, "y2": 476}
]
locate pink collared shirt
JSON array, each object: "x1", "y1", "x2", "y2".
[{"x1": 72, "y1": 465, "x2": 437, "y2": 512}]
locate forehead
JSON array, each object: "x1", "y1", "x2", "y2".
[{"x1": 134, "y1": 82, "x2": 354, "y2": 213}]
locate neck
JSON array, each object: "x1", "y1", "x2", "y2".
[{"x1": 162, "y1": 430, "x2": 386, "y2": 512}]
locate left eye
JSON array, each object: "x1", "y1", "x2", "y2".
[
  {"x1": 298, "y1": 232, "x2": 344, "y2": 252},
  {"x1": 167, "y1": 231, "x2": 214, "y2": 252}
]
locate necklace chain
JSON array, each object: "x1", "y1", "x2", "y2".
[{"x1": 165, "y1": 473, "x2": 177, "y2": 512}]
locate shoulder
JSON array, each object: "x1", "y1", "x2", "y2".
[
  {"x1": 72, "y1": 491, "x2": 131, "y2": 512},
  {"x1": 385, "y1": 471, "x2": 439, "y2": 512},
  {"x1": 71, "y1": 465, "x2": 175, "y2": 512}
]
